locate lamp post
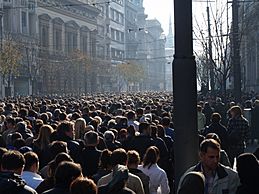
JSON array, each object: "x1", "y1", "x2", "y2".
[{"x1": 173, "y1": 0, "x2": 199, "y2": 187}]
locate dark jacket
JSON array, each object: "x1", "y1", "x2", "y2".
[
  {"x1": 203, "y1": 122, "x2": 229, "y2": 150},
  {"x1": 42, "y1": 186, "x2": 69, "y2": 194},
  {"x1": 124, "y1": 135, "x2": 154, "y2": 160},
  {"x1": 129, "y1": 168, "x2": 150, "y2": 194},
  {"x1": 80, "y1": 146, "x2": 102, "y2": 177},
  {"x1": 42, "y1": 184, "x2": 70, "y2": 194},
  {"x1": 0, "y1": 172, "x2": 37, "y2": 194}
]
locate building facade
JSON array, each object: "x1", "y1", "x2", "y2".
[
  {"x1": 239, "y1": 2, "x2": 259, "y2": 92},
  {"x1": 1, "y1": 0, "x2": 38, "y2": 97},
  {"x1": 37, "y1": 0, "x2": 100, "y2": 95}
]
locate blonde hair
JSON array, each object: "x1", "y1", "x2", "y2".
[
  {"x1": 74, "y1": 118, "x2": 87, "y2": 139},
  {"x1": 34, "y1": 124, "x2": 54, "y2": 150}
]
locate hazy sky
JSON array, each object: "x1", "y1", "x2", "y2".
[
  {"x1": 143, "y1": 0, "x2": 174, "y2": 35},
  {"x1": 143, "y1": 1, "x2": 209, "y2": 36}
]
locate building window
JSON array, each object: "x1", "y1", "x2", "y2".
[
  {"x1": 40, "y1": 25, "x2": 49, "y2": 47},
  {"x1": 22, "y1": 11, "x2": 27, "y2": 27}
]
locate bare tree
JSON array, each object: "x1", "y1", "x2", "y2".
[
  {"x1": 0, "y1": 37, "x2": 22, "y2": 96},
  {"x1": 194, "y1": 1, "x2": 232, "y2": 98},
  {"x1": 117, "y1": 61, "x2": 144, "y2": 91}
]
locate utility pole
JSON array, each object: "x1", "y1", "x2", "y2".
[
  {"x1": 173, "y1": 0, "x2": 198, "y2": 188},
  {"x1": 232, "y1": 0, "x2": 241, "y2": 102},
  {"x1": 207, "y1": 1, "x2": 215, "y2": 93}
]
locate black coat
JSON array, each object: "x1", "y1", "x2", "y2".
[
  {"x1": 80, "y1": 146, "x2": 102, "y2": 177},
  {"x1": 0, "y1": 172, "x2": 37, "y2": 194},
  {"x1": 203, "y1": 122, "x2": 229, "y2": 150},
  {"x1": 124, "y1": 135, "x2": 154, "y2": 160}
]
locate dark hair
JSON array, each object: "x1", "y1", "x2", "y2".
[
  {"x1": 150, "y1": 125, "x2": 158, "y2": 137},
  {"x1": 127, "y1": 150, "x2": 140, "y2": 165},
  {"x1": 84, "y1": 131, "x2": 99, "y2": 145},
  {"x1": 70, "y1": 177, "x2": 97, "y2": 194},
  {"x1": 2, "y1": 150, "x2": 25, "y2": 170},
  {"x1": 139, "y1": 122, "x2": 150, "y2": 133},
  {"x1": 49, "y1": 141, "x2": 68, "y2": 159},
  {"x1": 54, "y1": 161, "x2": 82, "y2": 187},
  {"x1": 205, "y1": 133, "x2": 221, "y2": 145},
  {"x1": 236, "y1": 153, "x2": 259, "y2": 186},
  {"x1": 110, "y1": 148, "x2": 127, "y2": 167},
  {"x1": 6, "y1": 117, "x2": 16, "y2": 126},
  {"x1": 59, "y1": 112, "x2": 68, "y2": 121},
  {"x1": 126, "y1": 111, "x2": 136, "y2": 120},
  {"x1": 99, "y1": 149, "x2": 112, "y2": 169},
  {"x1": 24, "y1": 151, "x2": 39, "y2": 171},
  {"x1": 143, "y1": 146, "x2": 159, "y2": 169},
  {"x1": 161, "y1": 117, "x2": 171, "y2": 126},
  {"x1": 210, "y1": 113, "x2": 221, "y2": 123},
  {"x1": 0, "y1": 147, "x2": 8, "y2": 167},
  {"x1": 200, "y1": 139, "x2": 221, "y2": 153},
  {"x1": 157, "y1": 124, "x2": 165, "y2": 137}
]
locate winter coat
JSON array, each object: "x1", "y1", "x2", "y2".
[
  {"x1": 178, "y1": 162, "x2": 240, "y2": 194},
  {"x1": 0, "y1": 172, "x2": 37, "y2": 194}
]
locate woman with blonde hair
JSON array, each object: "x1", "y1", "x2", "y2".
[
  {"x1": 33, "y1": 124, "x2": 54, "y2": 168},
  {"x1": 74, "y1": 118, "x2": 87, "y2": 140}
]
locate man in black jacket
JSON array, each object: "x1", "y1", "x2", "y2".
[{"x1": 0, "y1": 150, "x2": 37, "y2": 194}]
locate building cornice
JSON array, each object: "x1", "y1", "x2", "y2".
[{"x1": 38, "y1": 0, "x2": 100, "y2": 25}]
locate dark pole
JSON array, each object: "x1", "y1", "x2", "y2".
[
  {"x1": 173, "y1": 0, "x2": 199, "y2": 188},
  {"x1": 232, "y1": 0, "x2": 241, "y2": 103}
]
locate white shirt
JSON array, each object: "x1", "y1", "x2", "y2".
[
  {"x1": 138, "y1": 164, "x2": 170, "y2": 194},
  {"x1": 21, "y1": 171, "x2": 43, "y2": 189}
]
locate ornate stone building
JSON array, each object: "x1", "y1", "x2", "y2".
[
  {"x1": 1, "y1": 0, "x2": 38, "y2": 97},
  {"x1": 37, "y1": 0, "x2": 100, "y2": 95}
]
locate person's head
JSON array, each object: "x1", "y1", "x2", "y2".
[
  {"x1": 70, "y1": 177, "x2": 97, "y2": 194},
  {"x1": 127, "y1": 150, "x2": 140, "y2": 168},
  {"x1": 143, "y1": 146, "x2": 160, "y2": 169},
  {"x1": 49, "y1": 141, "x2": 69, "y2": 159},
  {"x1": 57, "y1": 121, "x2": 75, "y2": 139},
  {"x1": 126, "y1": 111, "x2": 136, "y2": 120},
  {"x1": 210, "y1": 113, "x2": 221, "y2": 123},
  {"x1": 236, "y1": 153, "x2": 259, "y2": 186},
  {"x1": 0, "y1": 147, "x2": 7, "y2": 170},
  {"x1": 104, "y1": 130, "x2": 115, "y2": 142},
  {"x1": 111, "y1": 148, "x2": 128, "y2": 167},
  {"x1": 197, "y1": 105, "x2": 202, "y2": 112},
  {"x1": 74, "y1": 118, "x2": 87, "y2": 140},
  {"x1": 35, "y1": 124, "x2": 54, "y2": 150},
  {"x1": 1, "y1": 150, "x2": 25, "y2": 175},
  {"x1": 139, "y1": 122, "x2": 151, "y2": 135},
  {"x1": 205, "y1": 133, "x2": 221, "y2": 145},
  {"x1": 199, "y1": 139, "x2": 221, "y2": 171},
  {"x1": 229, "y1": 105, "x2": 242, "y2": 118},
  {"x1": 84, "y1": 131, "x2": 99, "y2": 146},
  {"x1": 6, "y1": 117, "x2": 16, "y2": 129},
  {"x1": 150, "y1": 125, "x2": 158, "y2": 138},
  {"x1": 24, "y1": 151, "x2": 39, "y2": 173},
  {"x1": 161, "y1": 116, "x2": 171, "y2": 127},
  {"x1": 178, "y1": 171, "x2": 205, "y2": 194},
  {"x1": 54, "y1": 161, "x2": 82, "y2": 188},
  {"x1": 157, "y1": 124, "x2": 165, "y2": 138},
  {"x1": 99, "y1": 149, "x2": 112, "y2": 170}
]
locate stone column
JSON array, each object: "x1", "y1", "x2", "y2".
[{"x1": 48, "y1": 20, "x2": 53, "y2": 53}]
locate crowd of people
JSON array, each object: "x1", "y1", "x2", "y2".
[{"x1": 0, "y1": 92, "x2": 258, "y2": 194}]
